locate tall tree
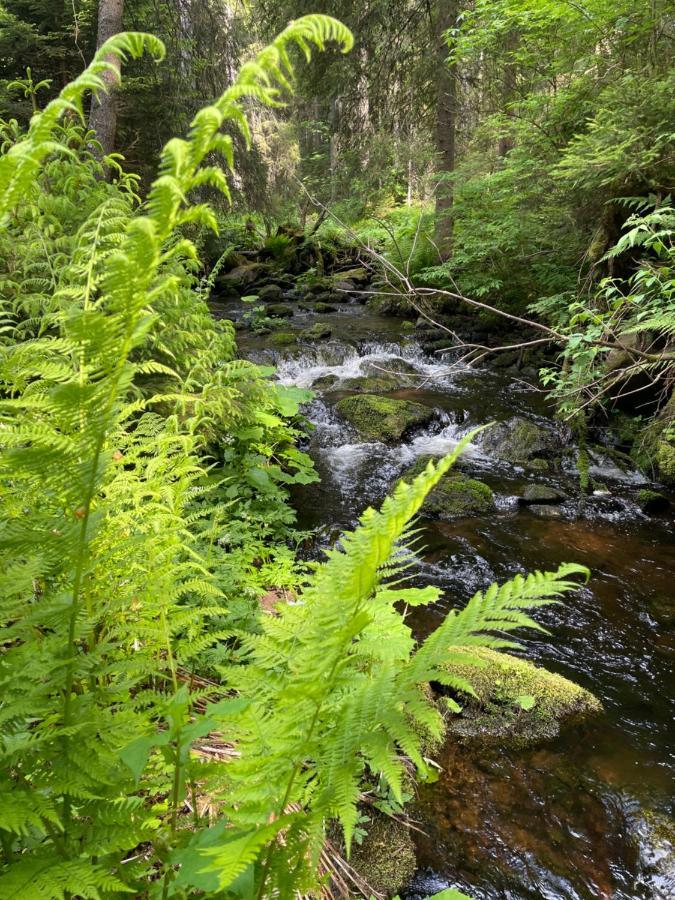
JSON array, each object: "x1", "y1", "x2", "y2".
[
  {"x1": 89, "y1": 0, "x2": 124, "y2": 156},
  {"x1": 434, "y1": 0, "x2": 459, "y2": 255}
]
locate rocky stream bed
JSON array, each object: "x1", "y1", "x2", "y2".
[{"x1": 213, "y1": 264, "x2": 674, "y2": 900}]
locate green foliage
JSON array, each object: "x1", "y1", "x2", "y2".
[{"x1": 0, "y1": 12, "x2": 591, "y2": 899}]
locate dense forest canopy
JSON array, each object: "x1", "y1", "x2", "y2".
[{"x1": 0, "y1": 2, "x2": 673, "y2": 898}]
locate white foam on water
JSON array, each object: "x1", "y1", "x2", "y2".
[{"x1": 275, "y1": 340, "x2": 459, "y2": 390}]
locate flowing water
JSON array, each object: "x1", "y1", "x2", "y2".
[{"x1": 225, "y1": 299, "x2": 674, "y2": 900}]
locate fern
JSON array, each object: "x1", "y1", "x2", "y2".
[{"x1": 193, "y1": 435, "x2": 588, "y2": 897}]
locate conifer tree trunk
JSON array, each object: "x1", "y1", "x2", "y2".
[
  {"x1": 89, "y1": 0, "x2": 125, "y2": 157},
  {"x1": 434, "y1": 0, "x2": 459, "y2": 257}
]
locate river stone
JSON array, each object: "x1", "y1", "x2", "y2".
[
  {"x1": 313, "y1": 301, "x2": 337, "y2": 313},
  {"x1": 335, "y1": 394, "x2": 434, "y2": 443},
  {"x1": 269, "y1": 331, "x2": 297, "y2": 347},
  {"x1": 349, "y1": 815, "x2": 417, "y2": 897},
  {"x1": 312, "y1": 373, "x2": 339, "y2": 390},
  {"x1": 220, "y1": 263, "x2": 268, "y2": 290},
  {"x1": 333, "y1": 279, "x2": 355, "y2": 293},
  {"x1": 519, "y1": 484, "x2": 566, "y2": 504},
  {"x1": 400, "y1": 455, "x2": 494, "y2": 518},
  {"x1": 341, "y1": 374, "x2": 399, "y2": 393},
  {"x1": 440, "y1": 648, "x2": 602, "y2": 749},
  {"x1": 334, "y1": 267, "x2": 369, "y2": 284},
  {"x1": 637, "y1": 489, "x2": 670, "y2": 514},
  {"x1": 257, "y1": 283, "x2": 284, "y2": 302},
  {"x1": 481, "y1": 416, "x2": 566, "y2": 466},
  {"x1": 265, "y1": 303, "x2": 293, "y2": 318},
  {"x1": 300, "y1": 323, "x2": 332, "y2": 342},
  {"x1": 361, "y1": 357, "x2": 419, "y2": 378}
]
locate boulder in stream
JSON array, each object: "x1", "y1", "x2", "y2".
[
  {"x1": 257, "y1": 283, "x2": 284, "y2": 302},
  {"x1": 400, "y1": 456, "x2": 494, "y2": 518},
  {"x1": 519, "y1": 484, "x2": 566, "y2": 505},
  {"x1": 341, "y1": 374, "x2": 399, "y2": 393},
  {"x1": 335, "y1": 394, "x2": 435, "y2": 443},
  {"x1": 265, "y1": 303, "x2": 293, "y2": 318},
  {"x1": 439, "y1": 647, "x2": 602, "y2": 749},
  {"x1": 481, "y1": 416, "x2": 567, "y2": 467},
  {"x1": 300, "y1": 323, "x2": 332, "y2": 342}
]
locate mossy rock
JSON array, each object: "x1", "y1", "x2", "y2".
[
  {"x1": 481, "y1": 416, "x2": 566, "y2": 466},
  {"x1": 333, "y1": 266, "x2": 369, "y2": 284},
  {"x1": 637, "y1": 489, "x2": 670, "y2": 514},
  {"x1": 265, "y1": 303, "x2": 293, "y2": 319},
  {"x1": 269, "y1": 331, "x2": 297, "y2": 347},
  {"x1": 349, "y1": 815, "x2": 417, "y2": 898},
  {"x1": 442, "y1": 648, "x2": 602, "y2": 749},
  {"x1": 367, "y1": 293, "x2": 415, "y2": 317},
  {"x1": 313, "y1": 301, "x2": 337, "y2": 313},
  {"x1": 400, "y1": 456, "x2": 494, "y2": 518},
  {"x1": 362, "y1": 357, "x2": 419, "y2": 378},
  {"x1": 257, "y1": 283, "x2": 284, "y2": 302},
  {"x1": 312, "y1": 373, "x2": 339, "y2": 390},
  {"x1": 335, "y1": 394, "x2": 434, "y2": 443},
  {"x1": 300, "y1": 323, "x2": 332, "y2": 342},
  {"x1": 519, "y1": 484, "x2": 566, "y2": 505},
  {"x1": 341, "y1": 374, "x2": 399, "y2": 393}
]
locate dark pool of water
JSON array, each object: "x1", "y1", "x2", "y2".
[{"x1": 228, "y1": 298, "x2": 674, "y2": 899}]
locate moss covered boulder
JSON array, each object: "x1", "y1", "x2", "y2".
[
  {"x1": 441, "y1": 648, "x2": 602, "y2": 749},
  {"x1": 335, "y1": 394, "x2": 434, "y2": 443},
  {"x1": 269, "y1": 331, "x2": 297, "y2": 348},
  {"x1": 300, "y1": 323, "x2": 332, "y2": 342},
  {"x1": 341, "y1": 374, "x2": 399, "y2": 393},
  {"x1": 481, "y1": 416, "x2": 566, "y2": 467},
  {"x1": 400, "y1": 456, "x2": 494, "y2": 518},
  {"x1": 349, "y1": 815, "x2": 417, "y2": 898},
  {"x1": 265, "y1": 303, "x2": 293, "y2": 319}
]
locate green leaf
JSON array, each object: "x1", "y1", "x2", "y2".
[{"x1": 515, "y1": 694, "x2": 536, "y2": 711}]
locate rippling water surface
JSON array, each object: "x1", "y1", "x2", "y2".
[{"x1": 229, "y1": 301, "x2": 674, "y2": 899}]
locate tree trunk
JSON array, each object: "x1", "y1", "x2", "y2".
[
  {"x1": 434, "y1": 0, "x2": 459, "y2": 257},
  {"x1": 498, "y1": 31, "x2": 518, "y2": 158},
  {"x1": 89, "y1": 0, "x2": 125, "y2": 158}
]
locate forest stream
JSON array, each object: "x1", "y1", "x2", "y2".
[{"x1": 218, "y1": 294, "x2": 674, "y2": 900}]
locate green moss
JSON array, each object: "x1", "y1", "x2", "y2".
[
  {"x1": 349, "y1": 815, "x2": 417, "y2": 897},
  {"x1": 399, "y1": 456, "x2": 494, "y2": 518},
  {"x1": 443, "y1": 648, "x2": 602, "y2": 749},
  {"x1": 481, "y1": 416, "x2": 562, "y2": 467},
  {"x1": 265, "y1": 303, "x2": 293, "y2": 318},
  {"x1": 341, "y1": 374, "x2": 399, "y2": 393},
  {"x1": 300, "y1": 323, "x2": 332, "y2": 342},
  {"x1": 270, "y1": 331, "x2": 297, "y2": 347},
  {"x1": 335, "y1": 394, "x2": 434, "y2": 443}
]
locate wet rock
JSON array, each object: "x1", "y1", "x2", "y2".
[
  {"x1": 269, "y1": 331, "x2": 297, "y2": 347},
  {"x1": 528, "y1": 503, "x2": 565, "y2": 518},
  {"x1": 311, "y1": 373, "x2": 339, "y2": 390},
  {"x1": 333, "y1": 279, "x2": 355, "y2": 294},
  {"x1": 303, "y1": 280, "x2": 331, "y2": 296},
  {"x1": 349, "y1": 815, "x2": 417, "y2": 898},
  {"x1": 335, "y1": 394, "x2": 434, "y2": 443},
  {"x1": 256, "y1": 283, "x2": 284, "y2": 302},
  {"x1": 440, "y1": 648, "x2": 602, "y2": 749},
  {"x1": 333, "y1": 266, "x2": 369, "y2": 284},
  {"x1": 400, "y1": 456, "x2": 494, "y2": 518},
  {"x1": 630, "y1": 809, "x2": 675, "y2": 898},
  {"x1": 300, "y1": 323, "x2": 332, "y2": 342},
  {"x1": 219, "y1": 263, "x2": 268, "y2": 290},
  {"x1": 481, "y1": 416, "x2": 567, "y2": 467},
  {"x1": 313, "y1": 301, "x2": 337, "y2": 313},
  {"x1": 361, "y1": 357, "x2": 419, "y2": 378},
  {"x1": 367, "y1": 292, "x2": 415, "y2": 317},
  {"x1": 519, "y1": 484, "x2": 566, "y2": 505},
  {"x1": 265, "y1": 303, "x2": 293, "y2": 319},
  {"x1": 341, "y1": 374, "x2": 399, "y2": 393},
  {"x1": 648, "y1": 595, "x2": 675, "y2": 628},
  {"x1": 637, "y1": 489, "x2": 671, "y2": 514}
]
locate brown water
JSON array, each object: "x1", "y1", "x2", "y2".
[{"x1": 226, "y1": 299, "x2": 674, "y2": 899}]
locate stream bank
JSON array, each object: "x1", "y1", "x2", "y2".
[{"x1": 213, "y1": 272, "x2": 674, "y2": 900}]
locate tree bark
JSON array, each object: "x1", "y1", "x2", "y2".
[
  {"x1": 89, "y1": 0, "x2": 125, "y2": 157},
  {"x1": 434, "y1": 0, "x2": 459, "y2": 257},
  {"x1": 498, "y1": 31, "x2": 517, "y2": 158}
]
